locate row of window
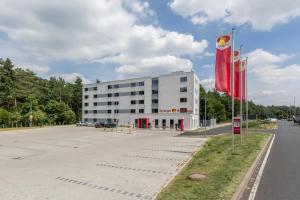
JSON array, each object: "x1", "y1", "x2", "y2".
[
  {"x1": 85, "y1": 109, "x2": 145, "y2": 114},
  {"x1": 84, "y1": 108, "x2": 189, "y2": 114},
  {"x1": 131, "y1": 100, "x2": 144, "y2": 105},
  {"x1": 84, "y1": 98, "x2": 186, "y2": 105},
  {"x1": 107, "y1": 81, "x2": 144, "y2": 89},
  {"x1": 84, "y1": 87, "x2": 97, "y2": 91},
  {"x1": 84, "y1": 76, "x2": 187, "y2": 92},
  {"x1": 84, "y1": 91, "x2": 144, "y2": 99}
]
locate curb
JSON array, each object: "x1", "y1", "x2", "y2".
[
  {"x1": 231, "y1": 133, "x2": 273, "y2": 200},
  {"x1": 152, "y1": 138, "x2": 208, "y2": 200}
]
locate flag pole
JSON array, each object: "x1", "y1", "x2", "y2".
[
  {"x1": 246, "y1": 57, "x2": 249, "y2": 140},
  {"x1": 231, "y1": 28, "x2": 235, "y2": 151},
  {"x1": 239, "y1": 44, "x2": 243, "y2": 144}
]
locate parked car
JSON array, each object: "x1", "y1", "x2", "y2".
[
  {"x1": 86, "y1": 122, "x2": 95, "y2": 127},
  {"x1": 76, "y1": 121, "x2": 87, "y2": 127},
  {"x1": 95, "y1": 122, "x2": 106, "y2": 128},
  {"x1": 106, "y1": 123, "x2": 117, "y2": 128}
]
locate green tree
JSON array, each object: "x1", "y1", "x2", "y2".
[{"x1": 0, "y1": 58, "x2": 15, "y2": 107}]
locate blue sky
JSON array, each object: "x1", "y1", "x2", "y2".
[{"x1": 0, "y1": 0, "x2": 299, "y2": 106}]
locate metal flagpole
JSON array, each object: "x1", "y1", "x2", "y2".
[
  {"x1": 246, "y1": 57, "x2": 249, "y2": 140},
  {"x1": 239, "y1": 45, "x2": 243, "y2": 144},
  {"x1": 231, "y1": 28, "x2": 235, "y2": 150}
]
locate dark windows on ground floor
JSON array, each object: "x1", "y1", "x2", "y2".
[
  {"x1": 139, "y1": 109, "x2": 144, "y2": 113},
  {"x1": 152, "y1": 109, "x2": 158, "y2": 113}
]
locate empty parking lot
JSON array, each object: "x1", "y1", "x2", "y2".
[{"x1": 0, "y1": 126, "x2": 206, "y2": 200}]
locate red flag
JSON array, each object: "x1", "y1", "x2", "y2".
[
  {"x1": 234, "y1": 56, "x2": 246, "y2": 101},
  {"x1": 215, "y1": 34, "x2": 232, "y2": 95}
]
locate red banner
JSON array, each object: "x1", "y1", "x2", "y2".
[
  {"x1": 234, "y1": 58, "x2": 246, "y2": 101},
  {"x1": 215, "y1": 34, "x2": 232, "y2": 95}
]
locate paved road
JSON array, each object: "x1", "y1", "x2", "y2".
[
  {"x1": 0, "y1": 126, "x2": 205, "y2": 200},
  {"x1": 255, "y1": 121, "x2": 300, "y2": 200}
]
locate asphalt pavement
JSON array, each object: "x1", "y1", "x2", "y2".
[{"x1": 255, "y1": 121, "x2": 300, "y2": 200}]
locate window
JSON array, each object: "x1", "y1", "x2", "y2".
[
  {"x1": 152, "y1": 109, "x2": 158, "y2": 113},
  {"x1": 139, "y1": 91, "x2": 144, "y2": 95},
  {"x1": 114, "y1": 93, "x2": 119, "y2": 97},
  {"x1": 131, "y1": 100, "x2": 136, "y2": 105},
  {"x1": 84, "y1": 103, "x2": 89, "y2": 106},
  {"x1": 180, "y1": 87, "x2": 187, "y2": 92},
  {"x1": 84, "y1": 110, "x2": 88, "y2": 114},
  {"x1": 114, "y1": 101, "x2": 119, "y2": 105},
  {"x1": 131, "y1": 91, "x2": 137, "y2": 96},
  {"x1": 113, "y1": 84, "x2": 119, "y2": 89},
  {"x1": 93, "y1": 87, "x2": 97, "y2": 91},
  {"x1": 131, "y1": 109, "x2": 136, "y2": 113},
  {"x1": 180, "y1": 98, "x2": 187, "y2": 103},
  {"x1": 93, "y1": 110, "x2": 97, "y2": 114},
  {"x1": 108, "y1": 93, "x2": 112, "y2": 97},
  {"x1": 180, "y1": 76, "x2": 187, "y2": 82},
  {"x1": 139, "y1": 109, "x2": 144, "y2": 113},
  {"x1": 108, "y1": 102, "x2": 112, "y2": 105},
  {"x1": 131, "y1": 82, "x2": 136, "y2": 87},
  {"x1": 84, "y1": 88, "x2": 88, "y2": 91},
  {"x1": 108, "y1": 85, "x2": 112, "y2": 89},
  {"x1": 84, "y1": 95, "x2": 89, "y2": 99},
  {"x1": 152, "y1": 99, "x2": 158, "y2": 104},
  {"x1": 107, "y1": 110, "x2": 111, "y2": 114},
  {"x1": 152, "y1": 78, "x2": 158, "y2": 86},
  {"x1": 139, "y1": 100, "x2": 144, "y2": 104},
  {"x1": 114, "y1": 110, "x2": 119, "y2": 114},
  {"x1": 93, "y1": 94, "x2": 97, "y2": 98},
  {"x1": 93, "y1": 102, "x2": 97, "y2": 106},
  {"x1": 180, "y1": 108, "x2": 187, "y2": 113},
  {"x1": 138, "y1": 81, "x2": 144, "y2": 86},
  {"x1": 152, "y1": 90, "x2": 158, "y2": 94}
]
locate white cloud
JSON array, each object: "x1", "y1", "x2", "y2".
[
  {"x1": 200, "y1": 78, "x2": 215, "y2": 90},
  {"x1": 115, "y1": 55, "x2": 193, "y2": 77},
  {"x1": 191, "y1": 15, "x2": 208, "y2": 25},
  {"x1": 16, "y1": 63, "x2": 50, "y2": 73},
  {"x1": 202, "y1": 64, "x2": 213, "y2": 68},
  {"x1": 55, "y1": 73, "x2": 91, "y2": 84},
  {"x1": 169, "y1": 0, "x2": 300, "y2": 30},
  {"x1": 0, "y1": 0, "x2": 208, "y2": 77},
  {"x1": 245, "y1": 49, "x2": 300, "y2": 105}
]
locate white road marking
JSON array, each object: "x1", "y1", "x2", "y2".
[{"x1": 248, "y1": 134, "x2": 276, "y2": 200}]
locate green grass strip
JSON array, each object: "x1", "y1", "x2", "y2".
[{"x1": 157, "y1": 133, "x2": 269, "y2": 200}]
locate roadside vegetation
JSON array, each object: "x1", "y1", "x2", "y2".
[
  {"x1": 243, "y1": 120, "x2": 277, "y2": 129},
  {"x1": 199, "y1": 85, "x2": 300, "y2": 123},
  {"x1": 157, "y1": 133, "x2": 269, "y2": 200},
  {"x1": 0, "y1": 58, "x2": 82, "y2": 128}
]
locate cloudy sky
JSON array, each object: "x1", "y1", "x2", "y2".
[{"x1": 0, "y1": 0, "x2": 299, "y2": 106}]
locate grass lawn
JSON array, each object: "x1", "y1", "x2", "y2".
[
  {"x1": 243, "y1": 120, "x2": 277, "y2": 129},
  {"x1": 157, "y1": 133, "x2": 269, "y2": 200}
]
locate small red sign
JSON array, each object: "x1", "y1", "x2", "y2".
[{"x1": 233, "y1": 117, "x2": 241, "y2": 134}]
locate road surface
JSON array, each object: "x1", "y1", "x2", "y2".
[{"x1": 255, "y1": 121, "x2": 300, "y2": 200}]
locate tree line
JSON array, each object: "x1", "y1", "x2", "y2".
[
  {"x1": 0, "y1": 58, "x2": 299, "y2": 128},
  {"x1": 199, "y1": 85, "x2": 300, "y2": 123},
  {"x1": 0, "y1": 58, "x2": 82, "y2": 127}
]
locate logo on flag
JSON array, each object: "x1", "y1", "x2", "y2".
[{"x1": 216, "y1": 35, "x2": 231, "y2": 50}]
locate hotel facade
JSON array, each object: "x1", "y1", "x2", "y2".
[{"x1": 82, "y1": 71, "x2": 200, "y2": 130}]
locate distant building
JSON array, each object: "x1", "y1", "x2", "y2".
[{"x1": 82, "y1": 71, "x2": 200, "y2": 130}]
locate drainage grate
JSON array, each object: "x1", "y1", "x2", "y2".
[
  {"x1": 122, "y1": 154, "x2": 182, "y2": 162},
  {"x1": 56, "y1": 177, "x2": 151, "y2": 199},
  {"x1": 96, "y1": 163, "x2": 173, "y2": 175}
]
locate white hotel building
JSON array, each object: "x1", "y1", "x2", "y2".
[{"x1": 82, "y1": 71, "x2": 200, "y2": 130}]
